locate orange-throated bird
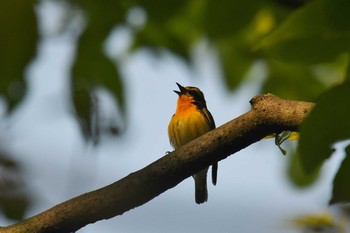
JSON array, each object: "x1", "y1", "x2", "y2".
[{"x1": 168, "y1": 83, "x2": 218, "y2": 204}]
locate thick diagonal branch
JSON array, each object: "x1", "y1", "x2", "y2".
[{"x1": 1, "y1": 94, "x2": 314, "y2": 233}]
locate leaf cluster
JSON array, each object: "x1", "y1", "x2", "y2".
[{"x1": 1, "y1": 0, "x2": 349, "y2": 138}]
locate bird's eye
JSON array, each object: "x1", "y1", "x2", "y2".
[{"x1": 189, "y1": 90, "x2": 196, "y2": 95}]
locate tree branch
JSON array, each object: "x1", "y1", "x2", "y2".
[{"x1": 0, "y1": 94, "x2": 315, "y2": 233}]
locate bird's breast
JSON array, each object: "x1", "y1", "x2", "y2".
[{"x1": 168, "y1": 109, "x2": 211, "y2": 149}]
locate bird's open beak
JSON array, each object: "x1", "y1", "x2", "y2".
[{"x1": 174, "y1": 82, "x2": 186, "y2": 95}]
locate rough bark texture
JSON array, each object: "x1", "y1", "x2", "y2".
[{"x1": 0, "y1": 94, "x2": 315, "y2": 233}]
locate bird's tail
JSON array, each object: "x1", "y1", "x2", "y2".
[
  {"x1": 194, "y1": 169, "x2": 208, "y2": 204},
  {"x1": 212, "y1": 162, "x2": 218, "y2": 185}
]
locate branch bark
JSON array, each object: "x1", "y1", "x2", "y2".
[{"x1": 0, "y1": 94, "x2": 315, "y2": 233}]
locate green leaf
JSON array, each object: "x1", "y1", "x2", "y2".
[
  {"x1": 345, "y1": 56, "x2": 350, "y2": 81},
  {"x1": 330, "y1": 145, "x2": 350, "y2": 204},
  {"x1": 71, "y1": 0, "x2": 125, "y2": 141},
  {"x1": 287, "y1": 151, "x2": 320, "y2": 188},
  {"x1": 133, "y1": 20, "x2": 192, "y2": 60},
  {"x1": 260, "y1": 0, "x2": 350, "y2": 64},
  {"x1": 0, "y1": 195, "x2": 29, "y2": 220},
  {"x1": 139, "y1": 0, "x2": 188, "y2": 22},
  {"x1": 216, "y1": 38, "x2": 253, "y2": 90},
  {"x1": 0, "y1": 152, "x2": 30, "y2": 220},
  {"x1": 207, "y1": 3, "x2": 292, "y2": 90},
  {"x1": 133, "y1": 0, "x2": 200, "y2": 60},
  {"x1": 298, "y1": 81, "x2": 350, "y2": 173},
  {"x1": 72, "y1": 88, "x2": 93, "y2": 140},
  {"x1": 263, "y1": 60, "x2": 326, "y2": 101},
  {"x1": 72, "y1": 46, "x2": 124, "y2": 142},
  {"x1": 0, "y1": 1, "x2": 38, "y2": 111},
  {"x1": 203, "y1": 0, "x2": 262, "y2": 40}
]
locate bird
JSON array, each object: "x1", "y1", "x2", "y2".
[{"x1": 168, "y1": 83, "x2": 218, "y2": 204}]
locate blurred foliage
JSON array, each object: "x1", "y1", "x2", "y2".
[
  {"x1": 260, "y1": 0, "x2": 350, "y2": 64},
  {"x1": 287, "y1": 151, "x2": 320, "y2": 188},
  {"x1": 263, "y1": 60, "x2": 326, "y2": 101},
  {"x1": 1, "y1": 0, "x2": 350, "y2": 219},
  {"x1": 70, "y1": 0, "x2": 127, "y2": 142},
  {"x1": 298, "y1": 81, "x2": 350, "y2": 203},
  {"x1": 0, "y1": 152, "x2": 30, "y2": 220},
  {"x1": 293, "y1": 213, "x2": 345, "y2": 233},
  {"x1": 330, "y1": 145, "x2": 350, "y2": 204},
  {"x1": 0, "y1": 1, "x2": 38, "y2": 111},
  {"x1": 1, "y1": 0, "x2": 348, "y2": 140},
  {"x1": 298, "y1": 82, "x2": 350, "y2": 172}
]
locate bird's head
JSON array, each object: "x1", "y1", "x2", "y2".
[{"x1": 174, "y1": 83, "x2": 206, "y2": 104}]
